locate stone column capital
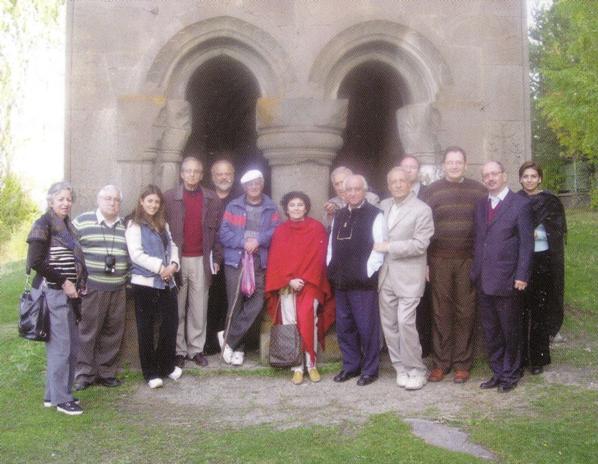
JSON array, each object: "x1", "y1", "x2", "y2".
[{"x1": 256, "y1": 97, "x2": 348, "y2": 166}]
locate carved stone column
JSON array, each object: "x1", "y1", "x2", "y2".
[
  {"x1": 396, "y1": 102, "x2": 441, "y2": 184},
  {"x1": 153, "y1": 99, "x2": 192, "y2": 191},
  {"x1": 256, "y1": 98, "x2": 348, "y2": 220}
]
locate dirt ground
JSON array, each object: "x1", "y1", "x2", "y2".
[{"x1": 122, "y1": 348, "x2": 597, "y2": 459}]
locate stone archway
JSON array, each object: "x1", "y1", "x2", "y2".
[
  {"x1": 310, "y1": 20, "x2": 453, "y2": 185},
  {"x1": 140, "y1": 16, "x2": 295, "y2": 192}
]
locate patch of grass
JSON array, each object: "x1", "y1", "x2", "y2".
[
  {"x1": 468, "y1": 385, "x2": 598, "y2": 464},
  {"x1": 0, "y1": 260, "x2": 25, "y2": 325},
  {"x1": 563, "y1": 210, "x2": 598, "y2": 336}
]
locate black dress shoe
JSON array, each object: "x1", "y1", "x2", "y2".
[
  {"x1": 73, "y1": 380, "x2": 93, "y2": 391},
  {"x1": 98, "y1": 377, "x2": 122, "y2": 388},
  {"x1": 191, "y1": 352, "x2": 209, "y2": 367},
  {"x1": 530, "y1": 366, "x2": 544, "y2": 375},
  {"x1": 497, "y1": 383, "x2": 517, "y2": 393},
  {"x1": 333, "y1": 370, "x2": 360, "y2": 383},
  {"x1": 356, "y1": 375, "x2": 378, "y2": 386},
  {"x1": 479, "y1": 377, "x2": 500, "y2": 389}
]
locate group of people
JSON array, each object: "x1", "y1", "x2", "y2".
[{"x1": 26, "y1": 147, "x2": 566, "y2": 416}]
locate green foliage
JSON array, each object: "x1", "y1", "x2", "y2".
[
  {"x1": 0, "y1": 174, "x2": 37, "y2": 255},
  {"x1": 535, "y1": 0, "x2": 598, "y2": 161}
]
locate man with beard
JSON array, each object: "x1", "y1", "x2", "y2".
[{"x1": 204, "y1": 158, "x2": 241, "y2": 354}]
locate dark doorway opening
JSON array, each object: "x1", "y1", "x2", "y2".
[
  {"x1": 335, "y1": 61, "x2": 405, "y2": 197},
  {"x1": 184, "y1": 56, "x2": 269, "y2": 192}
]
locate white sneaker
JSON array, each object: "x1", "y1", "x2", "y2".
[
  {"x1": 148, "y1": 378, "x2": 163, "y2": 389},
  {"x1": 405, "y1": 375, "x2": 427, "y2": 391},
  {"x1": 222, "y1": 344, "x2": 233, "y2": 364},
  {"x1": 396, "y1": 372, "x2": 408, "y2": 388},
  {"x1": 231, "y1": 350, "x2": 244, "y2": 366},
  {"x1": 168, "y1": 366, "x2": 182, "y2": 381}
]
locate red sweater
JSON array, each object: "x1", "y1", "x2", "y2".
[{"x1": 182, "y1": 189, "x2": 203, "y2": 256}]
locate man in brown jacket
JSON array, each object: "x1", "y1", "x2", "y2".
[{"x1": 164, "y1": 156, "x2": 224, "y2": 368}]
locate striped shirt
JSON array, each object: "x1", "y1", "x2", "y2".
[
  {"x1": 47, "y1": 246, "x2": 77, "y2": 285},
  {"x1": 73, "y1": 210, "x2": 130, "y2": 290}
]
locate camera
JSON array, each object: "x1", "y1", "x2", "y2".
[{"x1": 104, "y1": 254, "x2": 116, "y2": 274}]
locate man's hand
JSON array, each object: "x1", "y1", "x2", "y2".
[
  {"x1": 244, "y1": 237, "x2": 259, "y2": 254},
  {"x1": 323, "y1": 201, "x2": 337, "y2": 216},
  {"x1": 373, "y1": 242, "x2": 390, "y2": 253},
  {"x1": 514, "y1": 280, "x2": 527, "y2": 291}
]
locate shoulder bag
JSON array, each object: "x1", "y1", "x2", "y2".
[{"x1": 18, "y1": 273, "x2": 50, "y2": 342}]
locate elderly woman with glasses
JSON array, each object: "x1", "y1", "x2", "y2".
[{"x1": 26, "y1": 181, "x2": 88, "y2": 415}]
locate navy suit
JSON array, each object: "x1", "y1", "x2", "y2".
[{"x1": 471, "y1": 190, "x2": 534, "y2": 386}]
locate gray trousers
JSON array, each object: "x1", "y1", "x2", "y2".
[
  {"x1": 75, "y1": 286, "x2": 126, "y2": 382},
  {"x1": 224, "y1": 261, "x2": 265, "y2": 351},
  {"x1": 43, "y1": 287, "x2": 79, "y2": 406},
  {"x1": 379, "y1": 280, "x2": 426, "y2": 376},
  {"x1": 176, "y1": 256, "x2": 209, "y2": 357}
]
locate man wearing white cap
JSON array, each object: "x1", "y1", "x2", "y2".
[{"x1": 218, "y1": 169, "x2": 281, "y2": 365}]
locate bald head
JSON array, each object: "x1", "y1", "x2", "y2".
[{"x1": 481, "y1": 161, "x2": 508, "y2": 195}]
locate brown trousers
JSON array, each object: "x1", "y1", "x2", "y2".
[
  {"x1": 75, "y1": 286, "x2": 127, "y2": 382},
  {"x1": 429, "y1": 256, "x2": 476, "y2": 372}
]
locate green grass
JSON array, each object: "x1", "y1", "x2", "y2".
[
  {"x1": 563, "y1": 210, "x2": 598, "y2": 334},
  {"x1": 1, "y1": 209, "x2": 598, "y2": 463}
]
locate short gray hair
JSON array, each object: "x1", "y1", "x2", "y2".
[
  {"x1": 46, "y1": 181, "x2": 74, "y2": 206},
  {"x1": 330, "y1": 166, "x2": 353, "y2": 182},
  {"x1": 97, "y1": 184, "x2": 123, "y2": 202},
  {"x1": 387, "y1": 166, "x2": 411, "y2": 183},
  {"x1": 343, "y1": 174, "x2": 368, "y2": 191}
]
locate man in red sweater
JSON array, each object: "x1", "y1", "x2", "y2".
[
  {"x1": 421, "y1": 146, "x2": 487, "y2": 383},
  {"x1": 164, "y1": 156, "x2": 223, "y2": 369}
]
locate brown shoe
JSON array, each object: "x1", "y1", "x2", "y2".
[
  {"x1": 428, "y1": 368, "x2": 445, "y2": 382},
  {"x1": 453, "y1": 369, "x2": 470, "y2": 383}
]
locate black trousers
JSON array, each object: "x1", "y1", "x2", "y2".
[
  {"x1": 522, "y1": 251, "x2": 552, "y2": 367},
  {"x1": 204, "y1": 268, "x2": 228, "y2": 354},
  {"x1": 133, "y1": 284, "x2": 178, "y2": 381}
]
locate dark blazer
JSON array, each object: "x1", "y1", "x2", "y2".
[
  {"x1": 163, "y1": 183, "x2": 224, "y2": 286},
  {"x1": 470, "y1": 190, "x2": 534, "y2": 296}
]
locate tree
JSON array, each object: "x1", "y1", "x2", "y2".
[
  {"x1": 536, "y1": 0, "x2": 598, "y2": 162},
  {"x1": 0, "y1": 1, "x2": 63, "y2": 254}
]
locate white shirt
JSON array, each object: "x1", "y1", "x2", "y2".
[
  {"x1": 96, "y1": 209, "x2": 121, "y2": 228},
  {"x1": 488, "y1": 186, "x2": 509, "y2": 209}
]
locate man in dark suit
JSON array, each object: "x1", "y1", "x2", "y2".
[{"x1": 471, "y1": 160, "x2": 534, "y2": 393}]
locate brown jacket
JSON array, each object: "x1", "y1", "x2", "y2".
[{"x1": 164, "y1": 183, "x2": 224, "y2": 286}]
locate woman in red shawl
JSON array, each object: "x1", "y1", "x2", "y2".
[{"x1": 266, "y1": 191, "x2": 335, "y2": 385}]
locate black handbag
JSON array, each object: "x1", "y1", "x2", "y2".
[
  {"x1": 18, "y1": 274, "x2": 50, "y2": 342},
  {"x1": 269, "y1": 323, "x2": 303, "y2": 368}
]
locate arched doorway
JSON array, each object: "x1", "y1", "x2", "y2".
[
  {"x1": 334, "y1": 61, "x2": 405, "y2": 196},
  {"x1": 183, "y1": 56, "x2": 270, "y2": 192}
]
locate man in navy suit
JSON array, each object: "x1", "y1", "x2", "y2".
[{"x1": 471, "y1": 161, "x2": 534, "y2": 393}]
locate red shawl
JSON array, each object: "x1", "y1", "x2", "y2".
[{"x1": 265, "y1": 217, "x2": 335, "y2": 347}]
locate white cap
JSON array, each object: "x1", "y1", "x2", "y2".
[{"x1": 240, "y1": 169, "x2": 263, "y2": 184}]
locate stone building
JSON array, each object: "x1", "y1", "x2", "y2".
[{"x1": 66, "y1": 0, "x2": 530, "y2": 219}]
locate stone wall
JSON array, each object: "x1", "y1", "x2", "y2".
[{"x1": 67, "y1": 0, "x2": 530, "y2": 216}]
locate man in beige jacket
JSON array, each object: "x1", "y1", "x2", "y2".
[{"x1": 375, "y1": 167, "x2": 434, "y2": 390}]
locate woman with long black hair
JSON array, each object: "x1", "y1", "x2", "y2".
[{"x1": 518, "y1": 161, "x2": 567, "y2": 374}]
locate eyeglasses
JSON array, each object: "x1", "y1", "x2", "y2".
[{"x1": 482, "y1": 171, "x2": 504, "y2": 180}]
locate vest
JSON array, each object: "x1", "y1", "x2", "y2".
[
  {"x1": 328, "y1": 202, "x2": 379, "y2": 290},
  {"x1": 131, "y1": 224, "x2": 173, "y2": 289}
]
